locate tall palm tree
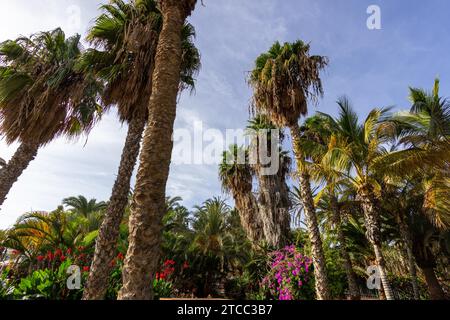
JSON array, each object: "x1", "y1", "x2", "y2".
[
  {"x1": 81, "y1": 0, "x2": 200, "y2": 300},
  {"x1": 249, "y1": 40, "x2": 330, "y2": 299},
  {"x1": 376, "y1": 80, "x2": 450, "y2": 299},
  {"x1": 246, "y1": 115, "x2": 291, "y2": 248},
  {"x1": 219, "y1": 145, "x2": 263, "y2": 244},
  {"x1": 118, "y1": 0, "x2": 199, "y2": 300},
  {"x1": 299, "y1": 115, "x2": 361, "y2": 300},
  {"x1": 376, "y1": 80, "x2": 450, "y2": 229},
  {"x1": 318, "y1": 97, "x2": 396, "y2": 299},
  {"x1": 62, "y1": 196, "x2": 107, "y2": 218},
  {"x1": 0, "y1": 29, "x2": 102, "y2": 207}
]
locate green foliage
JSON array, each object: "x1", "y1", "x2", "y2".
[
  {"x1": 0, "y1": 269, "x2": 15, "y2": 300},
  {"x1": 153, "y1": 278, "x2": 173, "y2": 300},
  {"x1": 13, "y1": 260, "x2": 83, "y2": 300}
]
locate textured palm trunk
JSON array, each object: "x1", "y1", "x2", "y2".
[
  {"x1": 83, "y1": 110, "x2": 147, "y2": 300},
  {"x1": 397, "y1": 215, "x2": 420, "y2": 300},
  {"x1": 0, "y1": 142, "x2": 39, "y2": 207},
  {"x1": 118, "y1": 0, "x2": 194, "y2": 300},
  {"x1": 329, "y1": 194, "x2": 360, "y2": 300},
  {"x1": 357, "y1": 185, "x2": 394, "y2": 300},
  {"x1": 290, "y1": 124, "x2": 330, "y2": 300},
  {"x1": 420, "y1": 267, "x2": 446, "y2": 300},
  {"x1": 257, "y1": 173, "x2": 291, "y2": 248},
  {"x1": 234, "y1": 190, "x2": 264, "y2": 244}
]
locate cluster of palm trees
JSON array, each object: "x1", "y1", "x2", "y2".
[
  {"x1": 1, "y1": 0, "x2": 449, "y2": 301},
  {"x1": 0, "y1": 0, "x2": 201, "y2": 300},
  {"x1": 218, "y1": 39, "x2": 449, "y2": 300}
]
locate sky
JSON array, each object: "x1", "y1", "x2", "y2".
[{"x1": 0, "y1": 0, "x2": 450, "y2": 228}]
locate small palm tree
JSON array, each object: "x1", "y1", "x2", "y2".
[
  {"x1": 190, "y1": 197, "x2": 249, "y2": 297},
  {"x1": 62, "y1": 196, "x2": 107, "y2": 218},
  {"x1": 249, "y1": 40, "x2": 330, "y2": 299},
  {"x1": 0, "y1": 28, "x2": 102, "y2": 207}
]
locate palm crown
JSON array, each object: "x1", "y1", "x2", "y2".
[
  {"x1": 77, "y1": 0, "x2": 200, "y2": 123},
  {"x1": 0, "y1": 28, "x2": 102, "y2": 145},
  {"x1": 249, "y1": 40, "x2": 328, "y2": 127}
]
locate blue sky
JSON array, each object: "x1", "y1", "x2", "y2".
[{"x1": 0, "y1": 0, "x2": 449, "y2": 228}]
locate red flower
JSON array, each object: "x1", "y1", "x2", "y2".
[
  {"x1": 66, "y1": 248, "x2": 72, "y2": 255},
  {"x1": 183, "y1": 261, "x2": 189, "y2": 270},
  {"x1": 155, "y1": 272, "x2": 160, "y2": 280},
  {"x1": 117, "y1": 253, "x2": 124, "y2": 261},
  {"x1": 54, "y1": 249, "x2": 62, "y2": 257},
  {"x1": 83, "y1": 266, "x2": 90, "y2": 273},
  {"x1": 46, "y1": 251, "x2": 54, "y2": 261},
  {"x1": 164, "y1": 259, "x2": 176, "y2": 266},
  {"x1": 37, "y1": 255, "x2": 45, "y2": 262},
  {"x1": 60, "y1": 255, "x2": 66, "y2": 262}
]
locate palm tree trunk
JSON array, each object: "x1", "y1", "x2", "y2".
[
  {"x1": 118, "y1": 0, "x2": 195, "y2": 300},
  {"x1": 290, "y1": 123, "x2": 330, "y2": 300},
  {"x1": 373, "y1": 244, "x2": 395, "y2": 300},
  {"x1": 329, "y1": 194, "x2": 360, "y2": 300},
  {"x1": 357, "y1": 185, "x2": 395, "y2": 300},
  {"x1": 397, "y1": 215, "x2": 420, "y2": 300},
  {"x1": 0, "y1": 142, "x2": 39, "y2": 207},
  {"x1": 257, "y1": 174, "x2": 290, "y2": 248},
  {"x1": 83, "y1": 110, "x2": 147, "y2": 300},
  {"x1": 420, "y1": 267, "x2": 446, "y2": 300},
  {"x1": 234, "y1": 191, "x2": 264, "y2": 245}
]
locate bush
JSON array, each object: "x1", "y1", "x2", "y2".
[{"x1": 260, "y1": 245, "x2": 314, "y2": 300}]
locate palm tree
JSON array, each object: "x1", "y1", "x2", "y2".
[
  {"x1": 381, "y1": 181, "x2": 421, "y2": 299},
  {"x1": 376, "y1": 79, "x2": 450, "y2": 179},
  {"x1": 249, "y1": 40, "x2": 330, "y2": 299},
  {"x1": 219, "y1": 145, "x2": 263, "y2": 244},
  {"x1": 374, "y1": 80, "x2": 450, "y2": 299},
  {"x1": 246, "y1": 115, "x2": 291, "y2": 248},
  {"x1": 62, "y1": 196, "x2": 107, "y2": 218},
  {"x1": 299, "y1": 115, "x2": 361, "y2": 300},
  {"x1": 1, "y1": 208, "x2": 82, "y2": 262},
  {"x1": 118, "y1": 0, "x2": 199, "y2": 300},
  {"x1": 318, "y1": 97, "x2": 396, "y2": 299},
  {"x1": 81, "y1": 0, "x2": 200, "y2": 300},
  {"x1": 376, "y1": 80, "x2": 450, "y2": 229},
  {"x1": 0, "y1": 28, "x2": 102, "y2": 207},
  {"x1": 189, "y1": 198, "x2": 243, "y2": 296},
  {"x1": 410, "y1": 213, "x2": 448, "y2": 300}
]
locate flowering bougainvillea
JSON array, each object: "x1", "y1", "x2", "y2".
[{"x1": 262, "y1": 245, "x2": 313, "y2": 300}]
